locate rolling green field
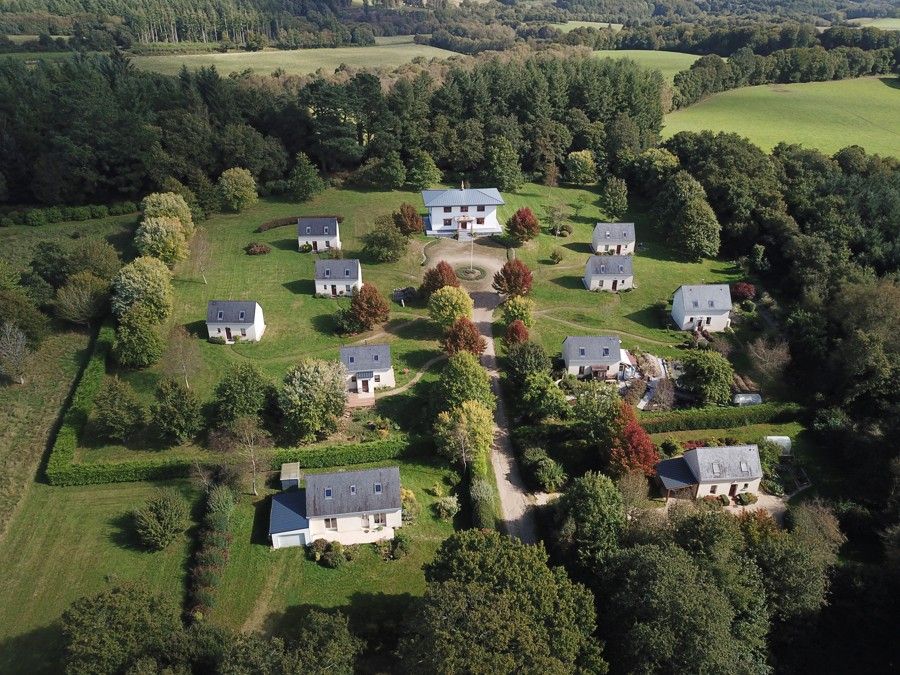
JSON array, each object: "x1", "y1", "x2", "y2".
[
  {"x1": 847, "y1": 17, "x2": 900, "y2": 30},
  {"x1": 552, "y1": 20, "x2": 623, "y2": 33},
  {"x1": 132, "y1": 43, "x2": 457, "y2": 77},
  {"x1": 663, "y1": 76, "x2": 900, "y2": 157},
  {"x1": 593, "y1": 49, "x2": 700, "y2": 83}
]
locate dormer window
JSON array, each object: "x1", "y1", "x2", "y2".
[
  {"x1": 345, "y1": 269, "x2": 350, "y2": 277},
  {"x1": 373, "y1": 354, "x2": 379, "y2": 362},
  {"x1": 238, "y1": 311, "x2": 245, "y2": 321},
  {"x1": 708, "y1": 300, "x2": 715, "y2": 308},
  {"x1": 623, "y1": 231, "x2": 627, "y2": 237},
  {"x1": 350, "y1": 485, "x2": 356, "y2": 495},
  {"x1": 618, "y1": 265, "x2": 624, "y2": 273},
  {"x1": 579, "y1": 348, "x2": 585, "y2": 356},
  {"x1": 325, "y1": 269, "x2": 331, "y2": 278},
  {"x1": 602, "y1": 347, "x2": 609, "y2": 357},
  {"x1": 600, "y1": 265, "x2": 606, "y2": 273},
  {"x1": 740, "y1": 460, "x2": 749, "y2": 473},
  {"x1": 324, "y1": 487, "x2": 333, "y2": 500},
  {"x1": 692, "y1": 300, "x2": 699, "y2": 308},
  {"x1": 306, "y1": 226, "x2": 311, "y2": 234},
  {"x1": 605, "y1": 231, "x2": 610, "y2": 238},
  {"x1": 711, "y1": 462, "x2": 722, "y2": 477},
  {"x1": 374, "y1": 483, "x2": 382, "y2": 494},
  {"x1": 216, "y1": 310, "x2": 223, "y2": 320},
  {"x1": 349, "y1": 356, "x2": 355, "y2": 364}
]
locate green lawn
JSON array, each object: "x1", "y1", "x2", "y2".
[
  {"x1": 649, "y1": 422, "x2": 806, "y2": 445},
  {"x1": 0, "y1": 481, "x2": 195, "y2": 673},
  {"x1": 4, "y1": 34, "x2": 70, "y2": 43},
  {"x1": 847, "y1": 17, "x2": 900, "y2": 30},
  {"x1": 593, "y1": 49, "x2": 700, "y2": 83},
  {"x1": 212, "y1": 458, "x2": 457, "y2": 666},
  {"x1": 664, "y1": 76, "x2": 900, "y2": 157},
  {"x1": 552, "y1": 21, "x2": 623, "y2": 33},
  {"x1": 132, "y1": 43, "x2": 457, "y2": 77}
]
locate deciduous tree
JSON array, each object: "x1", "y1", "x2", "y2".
[
  {"x1": 217, "y1": 167, "x2": 258, "y2": 212},
  {"x1": 112, "y1": 303, "x2": 163, "y2": 368},
  {"x1": 68, "y1": 239, "x2": 121, "y2": 280},
  {"x1": 279, "y1": 360, "x2": 348, "y2": 441},
  {"x1": 555, "y1": 472, "x2": 625, "y2": 569},
  {"x1": 506, "y1": 340, "x2": 550, "y2": 387},
  {"x1": 499, "y1": 295, "x2": 534, "y2": 327},
  {"x1": 134, "y1": 216, "x2": 188, "y2": 268},
  {"x1": 505, "y1": 207, "x2": 540, "y2": 243},
  {"x1": 162, "y1": 325, "x2": 201, "y2": 389},
  {"x1": 419, "y1": 260, "x2": 460, "y2": 299},
  {"x1": 440, "y1": 317, "x2": 487, "y2": 356},
  {"x1": 93, "y1": 378, "x2": 145, "y2": 443},
  {"x1": 492, "y1": 259, "x2": 533, "y2": 296},
  {"x1": 55, "y1": 271, "x2": 109, "y2": 325},
  {"x1": 214, "y1": 362, "x2": 271, "y2": 427},
  {"x1": 152, "y1": 378, "x2": 203, "y2": 444},
  {"x1": 435, "y1": 351, "x2": 495, "y2": 414},
  {"x1": 658, "y1": 170, "x2": 721, "y2": 260},
  {"x1": 0, "y1": 322, "x2": 31, "y2": 384},
  {"x1": 574, "y1": 379, "x2": 620, "y2": 450},
  {"x1": 111, "y1": 256, "x2": 173, "y2": 321},
  {"x1": 362, "y1": 216, "x2": 408, "y2": 263},
  {"x1": 133, "y1": 489, "x2": 189, "y2": 550},
  {"x1": 504, "y1": 319, "x2": 529, "y2": 344},
  {"x1": 609, "y1": 401, "x2": 659, "y2": 477},
  {"x1": 349, "y1": 283, "x2": 390, "y2": 330},
  {"x1": 680, "y1": 350, "x2": 734, "y2": 406},
  {"x1": 392, "y1": 202, "x2": 424, "y2": 236},
  {"x1": 521, "y1": 372, "x2": 569, "y2": 421},
  {"x1": 565, "y1": 149, "x2": 598, "y2": 184},
  {"x1": 434, "y1": 400, "x2": 494, "y2": 470},
  {"x1": 0, "y1": 289, "x2": 49, "y2": 345},
  {"x1": 428, "y1": 285, "x2": 473, "y2": 328},
  {"x1": 141, "y1": 192, "x2": 194, "y2": 237}
]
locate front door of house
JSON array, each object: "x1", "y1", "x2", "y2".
[
  {"x1": 460, "y1": 220, "x2": 467, "y2": 229},
  {"x1": 313, "y1": 240, "x2": 318, "y2": 252},
  {"x1": 331, "y1": 284, "x2": 337, "y2": 295},
  {"x1": 616, "y1": 244, "x2": 621, "y2": 254},
  {"x1": 729, "y1": 484, "x2": 738, "y2": 497},
  {"x1": 612, "y1": 279, "x2": 618, "y2": 291},
  {"x1": 225, "y1": 327, "x2": 232, "y2": 341},
  {"x1": 361, "y1": 379, "x2": 370, "y2": 393}
]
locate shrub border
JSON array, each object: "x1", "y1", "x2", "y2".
[{"x1": 639, "y1": 402, "x2": 803, "y2": 434}]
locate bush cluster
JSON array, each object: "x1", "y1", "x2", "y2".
[
  {"x1": 432, "y1": 495, "x2": 460, "y2": 521},
  {"x1": 188, "y1": 485, "x2": 235, "y2": 621},
  {"x1": 244, "y1": 242, "x2": 271, "y2": 255},
  {"x1": 0, "y1": 202, "x2": 137, "y2": 227},
  {"x1": 520, "y1": 446, "x2": 567, "y2": 492},
  {"x1": 735, "y1": 492, "x2": 759, "y2": 506},
  {"x1": 133, "y1": 489, "x2": 189, "y2": 551},
  {"x1": 639, "y1": 402, "x2": 802, "y2": 434},
  {"x1": 376, "y1": 531, "x2": 411, "y2": 561},
  {"x1": 307, "y1": 539, "x2": 355, "y2": 569}
]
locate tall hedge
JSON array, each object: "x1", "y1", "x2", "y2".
[{"x1": 639, "y1": 402, "x2": 803, "y2": 434}]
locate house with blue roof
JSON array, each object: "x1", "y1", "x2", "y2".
[
  {"x1": 339, "y1": 344, "x2": 394, "y2": 397},
  {"x1": 421, "y1": 187, "x2": 504, "y2": 236},
  {"x1": 269, "y1": 466, "x2": 403, "y2": 548}
]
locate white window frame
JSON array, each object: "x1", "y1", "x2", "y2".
[
  {"x1": 374, "y1": 483, "x2": 382, "y2": 494},
  {"x1": 373, "y1": 513, "x2": 387, "y2": 526},
  {"x1": 324, "y1": 487, "x2": 333, "y2": 500},
  {"x1": 324, "y1": 517, "x2": 337, "y2": 530}
]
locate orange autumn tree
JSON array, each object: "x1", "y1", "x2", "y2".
[
  {"x1": 441, "y1": 317, "x2": 487, "y2": 356},
  {"x1": 609, "y1": 401, "x2": 659, "y2": 477}
]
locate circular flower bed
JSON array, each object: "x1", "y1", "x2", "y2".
[{"x1": 455, "y1": 265, "x2": 487, "y2": 281}]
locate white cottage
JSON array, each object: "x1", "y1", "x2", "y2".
[
  {"x1": 314, "y1": 259, "x2": 362, "y2": 297},
  {"x1": 583, "y1": 255, "x2": 634, "y2": 291},
  {"x1": 206, "y1": 300, "x2": 266, "y2": 343},
  {"x1": 562, "y1": 336, "x2": 624, "y2": 378},
  {"x1": 269, "y1": 466, "x2": 403, "y2": 548},
  {"x1": 339, "y1": 344, "x2": 395, "y2": 396},
  {"x1": 592, "y1": 222, "x2": 636, "y2": 255},
  {"x1": 297, "y1": 216, "x2": 341, "y2": 252},
  {"x1": 671, "y1": 284, "x2": 732, "y2": 331},
  {"x1": 656, "y1": 445, "x2": 763, "y2": 500},
  {"x1": 421, "y1": 187, "x2": 504, "y2": 236}
]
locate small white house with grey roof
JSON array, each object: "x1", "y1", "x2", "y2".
[
  {"x1": 421, "y1": 187, "x2": 504, "y2": 236},
  {"x1": 583, "y1": 255, "x2": 634, "y2": 292},
  {"x1": 206, "y1": 300, "x2": 266, "y2": 343},
  {"x1": 562, "y1": 335, "x2": 625, "y2": 378},
  {"x1": 297, "y1": 216, "x2": 341, "y2": 252},
  {"x1": 592, "y1": 222, "x2": 636, "y2": 255},
  {"x1": 339, "y1": 344, "x2": 395, "y2": 396},
  {"x1": 269, "y1": 466, "x2": 403, "y2": 548},
  {"x1": 315, "y1": 259, "x2": 362, "y2": 297},
  {"x1": 656, "y1": 445, "x2": 763, "y2": 500},
  {"x1": 671, "y1": 284, "x2": 732, "y2": 332}
]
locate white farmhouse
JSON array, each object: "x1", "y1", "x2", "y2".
[
  {"x1": 339, "y1": 344, "x2": 395, "y2": 397},
  {"x1": 656, "y1": 445, "x2": 763, "y2": 500},
  {"x1": 206, "y1": 300, "x2": 265, "y2": 343},
  {"x1": 583, "y1": 255, "x2": 634, "y2": 291},
  {"x1": 592, "y1": 222, "x2": 636, "y2": 255},
  {"x1": 421, "y1": 187, "x2": 504, "y2": 236},
  {"x1": 269, "y1": 466, "x2": 403, "y2": 548},
  {"x1": 671, "y1": 284, "x2": 732, "y2": 331},
  {"x1": 562, "y1": 336, "x2": 624, "y2": 378},
  {"x1": 297, "y1": 216, "x2": 341, "y2": 252},
  {"x1": 314, "y1": 259, "x2": 362, "y2": 297}
]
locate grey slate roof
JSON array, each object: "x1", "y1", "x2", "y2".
[
  {"x1": 585, "y1": 255, "x2": 633, "y2": 276},
  {"x1": 676, "y1": 284, "x2": 732, "y2": 312},
  {"x1": 315, "y1": 259, "x2": 360, "y2": 281},
  {"x1": 297, "y1": 217, "x2": 339, "y2": 237},
  {"x1": 269, "y1": 490, "x2": 309, "y2": 535},
  {"x1": 305, "y1": 467, "x2": 401, "y2": 518},
  {"x1": 656, "y1": 457, "x2": 697, "y2": 491},
  {"x1": 563, "y1": 336, "x2": 621, "y2": 365},
  {"x1": 421, "y1": 188, "x2": 504, "y2": 207},
  {"x1": 685, "y1": 445, "x2": 763, "y2": 483},
  {"x1": 206, "y1": 300, "x2": 258, "y2": 324},
  {"x1": 592, "y1": 222, "x2": 636, "y2": 246},
  {"x1": 340, "y1": 344, "x2": 392, "y2": 373}
]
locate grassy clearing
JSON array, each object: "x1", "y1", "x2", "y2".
[
  {"x1": 552, "y1": 20, "x2": 623, "y2": 33},
  {"x1": 213, "y1": 459, "x2": 457, "y2": 649},
  {"x1": 4, "y1": 34, "x2": 69, "y2": 44},
  {"x1": 649, "y1": 421, "x2": 806, "y2": 445},
  {"x1": 593, "y1": 49, "x2": 700, "y2": 83},
  {"x1": 0, "y1": 481, "x2": 195, "y2": 673},
  {"x1": 664, "y1": 76, "x2": 900, "y2": 157},
  {"x1": 847, "y1": 17, "x2": 900, "y2": 30},
  {"x1": 132, "y1": 43, "x2": 457, "y2": 77}
]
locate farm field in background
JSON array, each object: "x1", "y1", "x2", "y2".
[
  {"x1": 553, "y1": 20, "x2": 623, "y2": 33},
  {"x1": 132, "y1": 42, "x2": 457, "y2": 77},
  {"x1": 663, "y1": 76, "x2": 900, "y2": 157},
  {"x1": 593, "y1": 49, "x2": 701, "y2": 83},
  {"x1": 847, "y1": 17, "x2": 900, "y2": 30}
]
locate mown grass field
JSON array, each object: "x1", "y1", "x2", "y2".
[
  {"x1": 664, "y1": 76, "x2": 900, "y2": 157},
  {"x1": 593, "y1": 49, "x2": 700, "y2": 83},
  {"x1": 847, "y1": 17, "x2": 900, "y2": 30},
  {"x1": 132, "y1": 42, "x2": 457, "y2": 77},
  {"x1": 552, "y1": 20, "x2": 623, "y2": 33},
  {"x1": 0, "y1": 481, "x2": 195, "y2": 673}
]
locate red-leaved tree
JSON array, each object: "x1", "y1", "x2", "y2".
[
  {"x1": 492, "y1": 259, "x2": 533, "y2": 297},
  {"x1": 505, "y1": 319, "x2": 529, "y2": 344},
  {"x1": 440, "y1": 317, "x2": 487, "y2": 356},
  {"x1": 506, "y1": 207, "x2": 540, "y2": 243},
  {"x1": 419, "y1": 260, "x2": 460, "y2": 299},
  {"x1": 731, "y1": 282, "x2": 756, "y2": 302},
  {"x1": 394, "y1": 203, "x2": 424, "y2": 236},
  {"x1": 609, "y1": 401, "x2": 659, "y2": 477},
  {"x1": 350, "y1": 283, "x2": 390, "y2": 330}
]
